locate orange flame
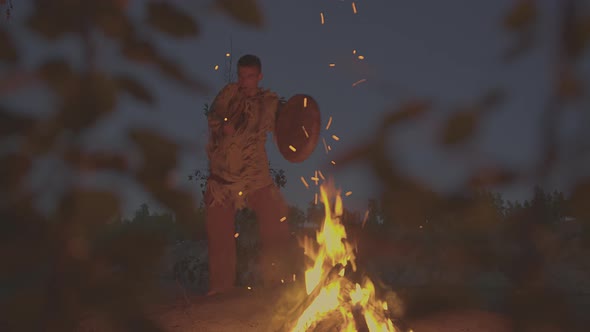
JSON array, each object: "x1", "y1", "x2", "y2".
[{"x1": 292, "y1": 180, "x2": 397, "y2": 331}]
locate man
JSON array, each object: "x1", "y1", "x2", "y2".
[{"x1": 204, "y1": 54, "x2": 294, "y2": 295}]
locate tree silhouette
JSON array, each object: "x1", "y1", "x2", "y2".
[{"x1": 0, "y1": 0, "x2": 267, "y2": 330}]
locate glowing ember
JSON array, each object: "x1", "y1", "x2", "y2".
[
  {"x1": 320, "y1": 12, "x2": 325, "y2": 24},
  {"x1": 214, "y1": 64, "x2": 219, "y2": 70},
  {"x1": 326, "y1": 116, "x2": 333, "y2": 130},
  {"x1": 301, "y1": 176, "x2": 310, "y2": 189},
  {"x1": 226, "y1": 53, "x2": 230, "y2": 57},
  {"x1": 302, "y1": 126, "x2": 309, "y2": 138},
  {"x1": 353, "y1": 49, "x2": 357, "y2": 54},
  {"x1": 238, "y1": 191, "x2": 243, "y2": 196},
  {"x1": 313, "y1": 170, "x2": 319, "y2": 185},
  {"x1": 352, "y1": 78, "x2": 367, "y2": 87},
  {"x1": 234, "y1": 233, "x2": 239, "y2": 238},
  {"x1": 361, "y1": 210, "x2": 369, "y2": 229},
  {"x1": 352, "y1": 2, "x2": 358, "y2": 14},
  {"x1": 331, "y1": 160, "x2": 336, "y2": 165},
  {"x1": 329, "y1": 63, "x2": 336, "y2": 67},
  {"x1": 311, "y1": 176, "x2": 320, "y2": 184},
  {"x1": 322, "y1": 137, "x2": 329, "y2": 154},
  {"x1": 289, "y1": 145, "x2": 297, "y2": 152},
  {"x1": 332, "y1": 134, "x2": 340, "y2": 141},
  {"x1": 304, "y1": 97, "x2": 308, "y2": 108},
  {"x1": 318, "y1": 170, "x2": 325, "y2": 180},
  {"x1": 345, "y1": 191, "x2": 352, "y2": 196},
  {"x1": 358, "y1": 55, "x2": 365, "y2": 60},
  {"x1": 290, "y1": 180, "x2": 397, "y2": 331}
]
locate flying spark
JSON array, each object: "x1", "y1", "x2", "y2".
[
  {"x1": 302, "y1": 126, "x2": 309, "y2": 138},
  {"x1": 325, "y1": 116, "x2": 333, "y2": 130},
  {"x1": 322, "y1": 137, "x2": 329, "y2": 154},
  {"x1": 352, "y1": 78, "x2": 367, "y2": 87},
  {"x1": 300, "y1": 176, "x2": 310, "y2": 188}
]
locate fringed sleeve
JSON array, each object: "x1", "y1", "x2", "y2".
[{"x1": 260, "y1": 91, "x2": 281, "y2": 144}]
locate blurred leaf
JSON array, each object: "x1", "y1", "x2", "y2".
[
  {"x1": 121, "y1": 36, "x2": 207, "y2": 92},
  {"x1": 441, "y1": 111, "x2": 478, "y2": 145},
  {"x1": 129, "y1": 130, "x2": 200, "y2": 226},
  {"x1": 22, "y1": 119, "x2": 62, "y2": 155},
  {"x1": 93, "y1": 1, "x2": 136, "y2": 42},
  {"x1": 381, "y1": 100, "x2": 431, "y2": 130},
  {"x1": 146, "y1": 2, "x2": 199, "y2": 38},
  {"x1": 143, "y1": 185, "x2": 200, "y2": 227},
  {"x1": 1, "y1": 284, "x2": 47, "y2": 332},
  {"x1": 0, "y1": 27, "x2": 17, "y2": 64},
  {"x1": 571, "y1": 17, "x2": 590, "y2": 58},
  {"x1": 568, "y1": 178, "x2": 590, "y2": 220},
  {"x1": 0, "y1": 107, "x2": 36, "y2": 137},
  {"x1": 63, "y1": 148, "x2": 129, "y2": 172},
  {"x1": 26, "y1": 0, "x2": 81, "y2": 40},
  {"x1": 561, "y1": 0, "x2": 590, "y2": 60},
  {"x1": 154, "y1": 56, "x2": 190, "y2": 85},
  {"x1": 55, "y1": 189, "x2": 121, "y2": 229},
  {"x1": 557, "y1": 68, "x2": 584, "y2": 100},
  {"x1": 37, "y1": 59, "x2": 75, "y2": 95},
  {"x1": 332, "y1": 141, "x2": 373, "y2": 168},
  {"x1": 380, "y1": 179, "x2": 443, "y2": 227},
  {"x1": 215, "y1": 0, "x2": 264, "y2": 27},
  {"x1": 503, "y1": 32, "x2": 534, "y2": 63},
  {"x1": 116, "y1": 75, "x2": 154, "y2": 104},
  {"x1": 153, "y1": 56, "x2": 208, "y2": 91},
  {"x1": 478, "y1": 88, "x2": 506, "y2": 110},
  {"x1": 57, "y1": 72, "x2": 118, "y2": 132},
  {"x1": 503, "y1": 0, "x2": 536, "y2": 32},
  {"x1": 121, "y1": 37, "x2": 159, "y2": 64},
  {"x1": 130, "y1": 129, "x2": 178, "y2": 176},
  {"x1": 468, "y1": 167, "x2": 519, "y2": 188},
  {"x1": 0, "y1": 153, "x2": 32, "y2": 195}
]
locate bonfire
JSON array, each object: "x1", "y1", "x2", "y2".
[{"x1": 275, "y1": 180, "x2": 401, "y2": 332}]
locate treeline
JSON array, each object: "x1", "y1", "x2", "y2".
[{"x1": 109, "y1": 184, "x2": 586, "y2": 246}]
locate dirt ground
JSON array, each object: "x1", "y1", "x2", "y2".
[{"x1": 144, "y1": 284, "x2": 566, "y2": 332}]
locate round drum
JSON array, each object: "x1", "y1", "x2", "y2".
[{"x1": 275, "y1": 94, "x2": 321, "y2": 163}]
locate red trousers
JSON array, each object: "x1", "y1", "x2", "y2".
[{"x1": 204, "y1": 183, "x2": 293, "y2": 292}]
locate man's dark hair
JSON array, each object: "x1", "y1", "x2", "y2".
[{"x1": 237, "y1": 54, "x2": 262, "y2": 72}]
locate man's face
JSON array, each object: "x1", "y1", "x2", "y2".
[{"x1": 237, "y1": 66, "x2": 262, "y2": 92}]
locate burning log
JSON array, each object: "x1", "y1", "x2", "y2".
[{"x1": 274, "y1": 264, "x2": 343, "y2": 331}]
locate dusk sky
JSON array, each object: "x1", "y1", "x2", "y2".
[{"x1": 3, "y1": 0, "x2": 586, "y2": 217}]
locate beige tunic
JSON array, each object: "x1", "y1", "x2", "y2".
[{"x1": 206, "y1": 83, "x2": 280, "y2": 210}]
